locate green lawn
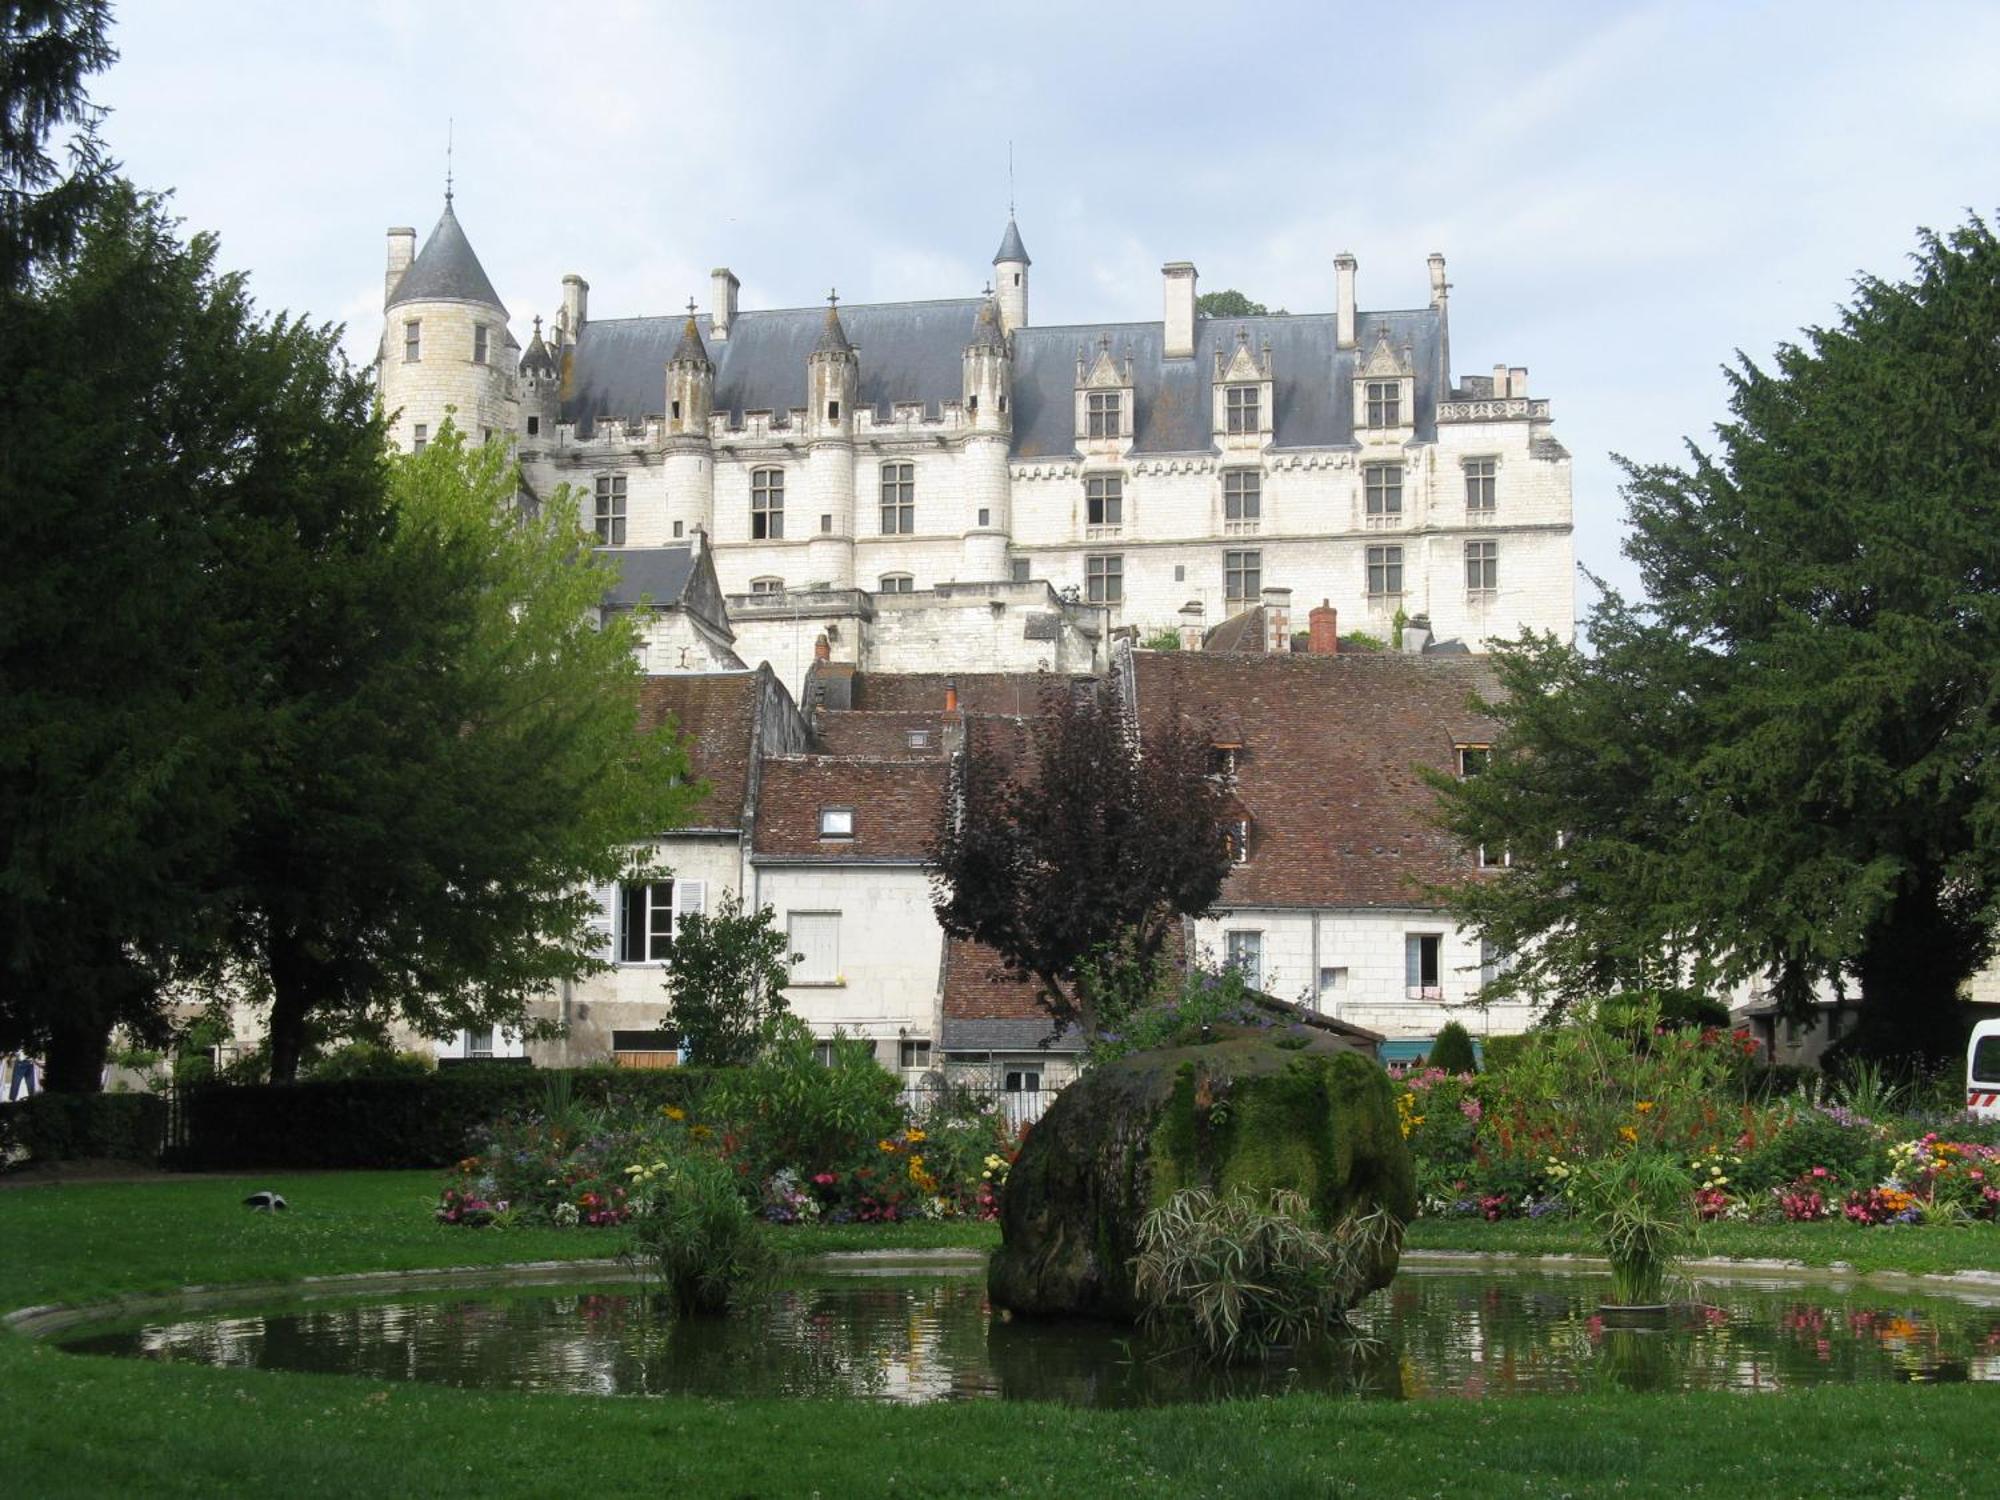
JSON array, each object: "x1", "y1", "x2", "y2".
[
  {"x1": 1407, "y1": 1214, "x2": 2000, "y2": 1276},
  {"x1": 5, "y1": 1173, "x2": 2000, "y2": 1497}
]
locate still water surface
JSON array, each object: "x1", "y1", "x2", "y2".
[{"x1": 57, "y1": 1268, "x2": 2000, "y2": 1406}]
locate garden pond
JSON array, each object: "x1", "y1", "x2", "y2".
[{"x1": 50, "y1": 1263, "x2": 2000, "y2": 1406}]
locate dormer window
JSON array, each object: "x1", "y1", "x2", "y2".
[
  {"x1": 1226, "y1": 385, "x2": 1260, "y2": 434},
  {"x1": 906, "y1": 729, "x2": 931, "y2": 750},
  {"x1": 1087, "y1": 391, "x2": 1121, "y2": 439},
  {"x1": 473, "y1": 324, "x2": 489, "y2": 365},
  {"x1": 1365, "y1": 380, "x2": 1401, "y2": 428},
  {"x1": 1207, "y1": 746, "x2": 1237, "y2": 780},
  {"x1": 1226, "y1": 819, "x2": 1251, "y2": 864},
  {"x1": 1456, "y1": 744, "x2": 1490, "y2": 778},
  {"x1": 819, "y1": 806, "x2": 854, "y2": 839}
]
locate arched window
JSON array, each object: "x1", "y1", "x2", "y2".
[
  {"x1": 751, "y1": 468, "x2": 784, "y2": 539},
  {"x1": 878, "y1": 573, "x2": 914, "y2": 594},
  {"x1": 749, "y1": 576, "x2": 784, "y2": 596}
]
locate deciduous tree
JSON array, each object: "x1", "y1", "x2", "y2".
[{"x1": 658, "y1": 891, "x2": 796, "y2": 1067}]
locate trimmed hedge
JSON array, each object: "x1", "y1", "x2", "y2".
[
  {"x1": 174, "y1": 1067, "x2": 722, "y2": 1171},
  {"x1": 0, "y1": 1092, "x2": 167, "y2": 1164}
]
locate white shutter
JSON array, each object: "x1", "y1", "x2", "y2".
[
  {"x1": 674, "y1": 880, "x2": 707, "y2": 931},
  {"x1": 787, "y1": 912, "x2": 839, "y2": 984},
  {"x1": 587, "y1": 884, "x2": 616, "y2": 962}
]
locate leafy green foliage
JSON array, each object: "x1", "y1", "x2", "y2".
[
  {"x1": 629, "y1": 1150, "x2": 778, "y2": 1313},
  {"x1": 304, "y1": 1043, "x2": 436, "y2": 1083},
  {"x1": 0, "y1": 1088, "x2": 162, "y2": 1162},
  {"x1": 1434, "y1": 217, "x2": 2000, "y2": 1066},
  {"x1": 930, "y1": 676, "x2": 1232, "y2": 1034},
  {"x1": 1132, "y1": 1187, "x2": 1399, "y2": 1361},
  {"x1": 661, "y1": 890, "x2": 795, "y2": 1067},
  {"x1": 707, "y1": 1018, "x2": 903, "y2": 1186},
  {"x1": 1194, "y1": 289, "x2": 1267, "y2": 318},
  {"x1": 1428, "y1": 1020, "x2": 1478, "y2": 1073},
  {"x1": 1140, "y1": 626, "x2": 1182, "y2": 651},
  {"x1": 0, "y1": 0, "x2": 115, "y2": 285},
  {"x1": 1565, "y1": 1151, "x2": 1698, "y2": 1305}
]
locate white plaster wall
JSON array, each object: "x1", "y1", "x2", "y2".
[{"x1": 753, "y1": 863, "x2": 943, "y2": 1050}]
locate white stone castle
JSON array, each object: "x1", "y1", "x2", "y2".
[{"x1": 376, "y1": 198, "x2": 1574, "y2": 691}]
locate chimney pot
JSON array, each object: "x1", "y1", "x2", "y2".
[
  {"x1": 561, "y1": 274, "x2": 589, "y2": 341},
  {"x1": 1334, "y1": 253, "x2": 1358, "y2": 350},
  {"x1": 813, "y1": 631, "x2": 831, "y2": 663},
  {"x1": 1308, "y1": 600, "x2": 1339, "y2": 655},
  {"x1": 1177, "y1": 599, "x2": 1205, "y2": 653},
  {"x1": 944, "y1": 679, "x2": 958, "y2": 713},
  {"x1": 1162, "y1": 261, "x2": 1198, "y2": 360},
  {"x1": 1427, "y1": 252, "x2": 1448, "y2": 309},
  {"x1": 1508, "y1": 366, "x2": 1528, "y2": 398},
  {"x1": 1259, "y1": 586, "x2": 1293, "y2": 654}
]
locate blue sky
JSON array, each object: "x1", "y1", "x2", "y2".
[{"x1": 96, "y1": 1, "x2": 2000, "y2": 612}]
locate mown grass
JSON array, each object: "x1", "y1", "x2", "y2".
[
  {"x1": 1407, "y1": 1214, "x2": 2000, "y2": 1275},
  {"x1": 6, "y1": 1173, "x2": 2000, "y2": 1497}
]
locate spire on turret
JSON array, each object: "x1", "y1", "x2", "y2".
[
  {"x1": 812, "y1": 289, "x2": 854, "y2": 357},
  {"x1": 670, "y1": 300, "x2": 712, "y2": 368},
  {"x1": 966, "y1": 294, "x2": 1008, "y2": 352},
  {"x1": 519, "y1": 314, "x2": 556, "y2": 378},
  {"x1": 992, "y1": 216, "x2": 1031, "y2": 268},
  {"x1": 387, "y1": 198, "x2": 506, "y2": 314}
]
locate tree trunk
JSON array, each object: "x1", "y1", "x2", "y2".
[
  {"x1": 266, "y1": 925, "x2": 323, "y2": 1083},
  {"x1": 1850, "y1": 879, "x2": 1988, "y2": 1070},
  {"x1": 41, "y1": 1002, "x2": 111, "y2": 1094}
]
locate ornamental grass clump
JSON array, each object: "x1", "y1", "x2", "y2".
[
  {"x1": 1566, "y1": 1151, "x2": 1698, "y2": 1307},
  {"x1": 627, "y1": 1151, "x2": 776, "y2": 1315},
  {"x1": 1131, "y1": 1187, "x2": 1401, "y2": 1363}
]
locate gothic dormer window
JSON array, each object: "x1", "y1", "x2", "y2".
[
  {"x1": 1212, "y1": 328, "x2": 1274, "y2": 444},
  {"x1": 1075, "y1": 336, "x2": 1133, "y2": 447},
  {"x1": 1087, "y1": 391, "x2": 1121, "y2": 439},
  {"x1": 1354, "y1": 325, "x2": 1416, "y2": 439}
]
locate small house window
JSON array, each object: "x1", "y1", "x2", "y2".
[
  {"x1": 1226, "y1": 385, "x2": 1260, "y2": 434},
  {"x1": 818, "y1": 806, "x2": 854, "y2": 838},
  {"x1": 1365, "y1": 380, "x2": 1401, "y2": 428},
  {"x1": 1223, "y1": 470, "x2": 1260, "y2": 530},
  {"x1": 879, "y1": 573, "x2": 914, "y2": 594},
  {"x1": 473, "y1": 324, "x2": 489, "y2": 364},
  {"x1": 594, "y1": 474, "x2": 627, "y2": 546},
  {"x1": 404, "y1": 320, "x2": 420, "y2": 362},
  {"x1": 749, "y1": 576, "x2": 783, "y2": 595},
  {"x1": 1405, "y1": 933, "x2": 1443, "y2": 997},
  {"x1": 1086, "y1": 475, "x2": 1123, "y2": 528},
  {"x1": 880, "y1": 461, "x2": 915, "y2": 534},
  {"x1": 977, "y1": 507, "x2": 990, "y2": 527},
  {"x1": 906, "y1": 729, "x2": 931, "y2": 750},
  {"x1": 1465, "y1": 457, "x2": 1497, "y2": 513},
  {"x1": 671, "y1": 400, "x2": 682, "y2": 421},
  {"x1": 1224, "y1": 549, "x2": 1261, "y2": 603},
  {"x1": 1225, "y1": 819, "x2": 1251, "y2": 864},
  {"x1": 617, "y1": 879, "x2": 705, "y2": 963},
  {"x1": 751, "y1": 468, "x2": 785, "y2": 539},
  {"x1": 1086, "y1": 553, "x2": 1123, "y2": 604},
  {"x1": 412, "y1": 423, "x2": 428, "y2": 454},
  {"x1": 898, "y1": 1039, "x2": 932, "y2": 1071},
  {"x1": 526, "y1": 415, "x2": 540, "y2": 437},
  {"x1": 789, "y1": 912, "x2": 840, "y2": 984},
  {"x1": 1466, "y1": 540, "x2": 1498, "y2": 594},
  {"x1": 1225, "y1": 931, "x2": 1263, "y2": 990},
  {"x1": 1087, "y1": 390, "x2": 1122, "y2": 439},
  {"x1": 1009, "y1": 557, "x2": 1031, "y2": 584},
  {"x1": 1456, "y1": 745, "x2": 1490, "y2": 778}
]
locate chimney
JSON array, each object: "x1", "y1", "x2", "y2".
[
  {"x1": 1400, "y1": 614, "x2": 1433, "y2": 654},
  {"x1": 813, "y1": 631, "x2": 831, "y2": 663},
  {"x1": 1427, "y1": 252, "x2": 1448, "y2": 309},
  {"x1": 711, "y1": 267, "x2": 739, "y2": 341},
  {"x1": 1308, "y1": 600, "x2": 1339, "y2": 655},
  {"x1": 1508, "y1": 366, "x2": 1528, "y2": 398},
  {"x1": 1492, "y1": 363, "x2": 1508, "y2": 398},
  {"x1": 561, "y1": 274, "x2": 589, "y2": 341},
  {"x1": 944, "y1": 679, "x2": 958, "y2": 713},
  {"x1": 1260, "y1": 586, "x2": 1293, "y2": 653},
  {"x1": 1162, "y1": 261, "x2": 1198, "y2": 360},
  {"x1": 1177, "y1": 599, "x2": 1206, "y2": 652},
  {"x1": 385, "y1": 226, "x2": 415, "y2": 308},
  {"x1": 1334, "y1": 253, "x2": 1357, "y2": 350}
]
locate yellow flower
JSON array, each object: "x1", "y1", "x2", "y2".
[
  {"x1": 878, "y1": 1139, "x2": 898, "y2": 1153},
  {"x1": 1618, "y1": 1126, "x2": 1638, "y2": 1144},
  {"x1": 662, "y1": 1105, "x2": 686, "y2": 1122},
  {"x1": 689, "y1": 1124, "x2": 712, "y2": 1141},
  {"x1": 1634, "y1": 1101, "x2": 1655, "y2": 1113},
  {"x1": 904, "y1": 1128, "x2": 927, "y2": 1144}
]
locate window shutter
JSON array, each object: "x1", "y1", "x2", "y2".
[
  {"x1": 1405, "y1": 935, "x2": 1421, "y2": 990},
  {"x1": 674, "y1": 880, "x2": 706, "y2": 927},
  {"x1": 587, "y1": 884, "x2": 616, "y2": 962},
  {"x1": 788, "y1": 912, "x2": 839, "y2": 983}
]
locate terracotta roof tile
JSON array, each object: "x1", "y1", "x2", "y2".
[
  {"x1": 940, "y1": 936, "x2": 1053, "y2": 1023},
  {"x1": 811, "y1": 710, "x2": 947, "y2": 760},
  {"x1": 753, "y1": 758, "x2": 947, "y2": 860},
  {"x1": 635, "y1": 672, "x2": 761, "y2": 829},
  {"x1": 1134, "y1": 652, "x2": 1500, "y2": 908},
  {"x1": 848, "y1": 671, "x2": 1081, "y2": 716}
]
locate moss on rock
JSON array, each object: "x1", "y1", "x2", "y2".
[{"x1": 988, "y1": 1025, "x2": 1415, "y2": 1320}]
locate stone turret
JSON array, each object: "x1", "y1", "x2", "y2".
[
  {"x1": 959, "y1": 295, "x2": 1013, "y2": 580},
  {"x1": 993, "y1": 216, "x2": 1030, "y2": 336},
  {"x1": 517, "y1": 315, "x2": 558, "y2": 443},
  {"x1": 663, "y1": 308, "x2": 715, "y2": 544},
  {"x1": 379, "y1": 198, "x2": 517, "y2": 451},
  {"x1": 805, "y1": 298, "x2": 859, "y2": 588}
]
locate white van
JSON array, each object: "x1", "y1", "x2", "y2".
[{"x1": 1968, "y1": 1020, "x2": 2000, "y2": 1120}]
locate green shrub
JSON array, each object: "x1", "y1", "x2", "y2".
[
  {"x1": 1479, "y1": 1033, "x2": 1535, "y2": 1071},
  {"x1": 306, "y1": 1042, "x2": 436, "y2": 1082},
  {"x1": 176, "y1": 1067, "x2": 721, "y2": 1170},
  {"x1": 1741, "y1": 1102, "x2": 1887, "y2": 1194},
  {"x1": 1132, "y1": 1187, "x2": 1400, "y2": 1362},
  {"x1": 708, "y1": 1019, "x2": 902, "y2": 1185},
  {"x1": 0, "y1": 1092, "x2": 165, "y2": 1164},
  {"x1": 1428, "y1": 1022, "x2": 1477, "y2": 1073},
  {"x1": 1566, "y1": 1151, "x2": 1698, "y2": 1305},
  {"x1": 629, "y1": 1151, "x2": 778, "y2": 1314}
]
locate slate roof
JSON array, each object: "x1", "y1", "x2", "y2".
[
  {"x1": 634, "y1": 672, "x2": 762, "y2": 830},
  {"x1": 993, "y1": 218, "x2": 1031, "y2": 267},
  {"x1": 1131, "y1": 652, "x2": 1501, "y2": 909},
  {"x1": 387, "y1": 201, "x2": 506, "y2": 314},
  {"x1": 559, "y1": 298, "x2": 1444, "y2": 454},
  {"x1": 597, "y1": 546, "x2": 696, "y2": 608},
  {"x1": 811, "y1": 304, "x2": 854, "y2": 356},
  {"x1": 752, "y1": 758, "x2": 947, "y2": 861},
  {"x1": 519, "y1": 322, "x2": 557, "y2": 377}
]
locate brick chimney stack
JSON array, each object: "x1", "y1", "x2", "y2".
[
  {"x1": 1260, "y1": 586, "x2": 1293, "y2": 653},
  {"x1": 813, "y1": 631, "x2": 831, "y2": 663},
  {"x1": 1308, "y1": 600, "x2": 1339, "y2": 655},
  {"x1": 944, "y1": 679, "x2": 958, "y2": 713},
  {"x1": 1177, "y1": 600, "x2": 1205, "y2": 652}
]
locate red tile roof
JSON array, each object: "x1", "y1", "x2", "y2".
[
  {"x1": 848, "y1": 671, "x2": 1081, "y2": 716},
  {"x1": 811, "y1": 710, "x2": 946, "y2": 760},
  {"x1": 939, "y1": 936, "x2": 1049, "y2": 1021},
  {"x1": 752, "y1": 757, "x2": 948, "y2": 860},
  {"x1": 1132, "y1": 652, "x2": 1500, "y2": 908},
  {"x1": 636, "y1": 672, "x2": 762, "y2": 830}
]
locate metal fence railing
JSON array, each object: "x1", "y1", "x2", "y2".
[{"x1": 899, "y1": 1076, "x2": 1059, "y2": 1131}]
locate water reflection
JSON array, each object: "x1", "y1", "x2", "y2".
[{"x1": 55, "y1": 1270, "x2": 2000, "y2": 1407}]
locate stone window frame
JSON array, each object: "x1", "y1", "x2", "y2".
[
  {"x1": 1224, "y1": 929, "x2": 1263, "y2": 988},
  {"x1": 751, "y1": 466, "x2": 785, "y2": 540},
  {"x1": 1364, "y1": 462, "x2": 1403, "y2": 520},
  {"x1": 473, "y1": 323, "x2": 489, "y2": 365},
  {"x1": 403, "y1": 320, "x2": 420, "y2": 363},
  {"x1": 1464, "y1": 456, "x2": 1498, "y2": 515},
  {"x1": 412, "y1": 423, "x2": 428, "y2": 455},
  {"x1": 1086, "y1": 390, "x2": 1122, "y2": 440},
  {"x1": 1085, "y1": 473, "x2": 1123, "y2": 531},
  {"x1": 1465, "y1": 539, "x2": 1499, "y2": 594},
  {"x1": 1222, "y1": 469, "x2": 1261, "y2": 533},
  {"x1": 593, "y1": 473, "x2": 628, "y2": 546},
  {"x1": 1366, "y1": 543, "x2": 1403, "y2": 597},
  {"x1": 878, "y1": 573, "x2": 915, "y2": 594},
  {"x1": 1085, "y1": 553, "x2": 1123, "y2": 604},
  {"x1": 1364, "y1": 379, "x2": 1401, "y2": 429},
  {"x1": 1225, "y1": 384, "x2": 1260, "y2": 434},
  {"x1": 748, "y1": 576, "x2": 784, "y2": 596},
  {"x1": 1405, "y1": 931, "x2": 1444, "y2": 999},
  {"x1": 1223, "y1": 548, "x2": 1261, "y2": 604},
  {"x1": 880, "y1": 461, "x2": 915, "y2": 534}
]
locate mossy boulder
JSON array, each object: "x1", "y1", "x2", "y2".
[{"x1": 989, "y1": 1025, "x2": 1415, "y2": 1321}]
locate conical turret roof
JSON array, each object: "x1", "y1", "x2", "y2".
[
  {"x1": 669, "y1": 314, "x2": 711, "y2": 367},
  {"x1": 811, "y1": 303, "x2": 854, "y2": 357},
  {"x1": 518, "y1": 315, "x2": 556, "y2": 377},
  {"x1": 966, "y1": 295, "x2": 1007, "y2": 351},
  {"x1": 992, "y1": 216, "x2": 1031, "y2": 267},
  {"x1": 387, "y1": 200, "x2": 507, "y2": 313}
]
